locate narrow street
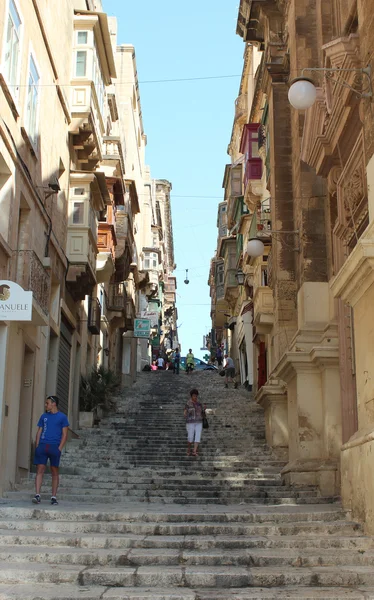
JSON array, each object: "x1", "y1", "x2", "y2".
[{"x1": 0, "y1": 372, "x2": 373, "y2": 599}]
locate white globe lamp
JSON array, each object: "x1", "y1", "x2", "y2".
[
  {"x1": 246, "y1": 238, "x2": 265, "y2": 258},
  {"x1": 288, "y1": 77, "x2": 317, "y2": 110}
]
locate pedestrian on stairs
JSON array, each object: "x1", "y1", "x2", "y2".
[
  {"x1": 186, "y1": 349, "x2": 195, "y2": 374},
  {"x1": 224, "y1": 354, "x2": 238, "y2": 389},
  {"x1": 156, "y1": 356, "x2": 165, "y2": 370},
  {"x1": 184, "y1": 388, "x2": 206, "y2": 456},
  {"x1": 32, "y1": 395, "x2": 69, "y2": 506},
  {"x1": 173, "y1": 348, "x2": 181, "y2": 374}
]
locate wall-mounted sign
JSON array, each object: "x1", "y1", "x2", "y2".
[
  {"x1": 140, "y1": 310, "x2": 159, "y2": 328},
  {"x1": 0, "y1": 280, "x2": 33, "y2": 321},
  {"x1": 134, "y1": 318, "x2": 151, "y2": 338}
]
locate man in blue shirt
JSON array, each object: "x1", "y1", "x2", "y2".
[{"x1": 33, "y1": 395, "x2": 69, "y2": 505}]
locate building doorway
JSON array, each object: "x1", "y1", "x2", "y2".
[
  {"x1": 16, "y1": 344, "x2": 35, "y2": 481},
  {"x1": 56, "y1": 316, "x2": 73, "y2": 417}
]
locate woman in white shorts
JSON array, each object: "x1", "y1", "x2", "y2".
[{"x1": 184, "y1": 388, "x2": 206, "y2": 456}]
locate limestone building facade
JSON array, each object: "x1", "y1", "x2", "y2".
[
  {"x1": 0, "y1": 0, "x2": 177, "y2": 495},
  {"x1": 210, "y1": 0, "x2": 374, "y2": 530}
]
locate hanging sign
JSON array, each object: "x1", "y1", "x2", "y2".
[
  {"x1": 134, "y1": 318, "x2": 151, "y2": 338},
  {"x1": 0, "y1": 281, "x2": 33, "y2": 321},
  {"x1": 141, "y1": 311, "x2": 159, "y2": 327}
]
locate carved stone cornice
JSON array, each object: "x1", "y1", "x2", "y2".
[
  {"x1": 301, "y1": 35, "x2": 363, "y2": 177},
  {"x1": 330, "y1": 220, "x2": 374, "y2": 306},
  {"x1": 334, "y1": 131, "x2": 368, "y2": 247}
]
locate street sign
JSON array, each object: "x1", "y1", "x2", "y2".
[
  {"x1": 134, "y1": 318, "x2": 151, "y2": 338},
  {"x1": 0, "y1": 280, "x2": 32, "y2": 321}
]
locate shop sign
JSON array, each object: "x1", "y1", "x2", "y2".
[
  {"x1": 141, "y1": 311, "x2": 159, "y2": 327},
  {"x1": 0, "y1": 280, "x2": 32, "y2": 321},
  {"x1": 134, "y1": 318, "x2": 151, "y2": 338}
]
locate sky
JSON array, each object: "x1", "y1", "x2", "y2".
[{"x1": 104, "y1": 0, "x2": 243, "y2": 357}]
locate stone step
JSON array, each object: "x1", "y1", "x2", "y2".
[
  {"x1": 0, "y1": 505, "x2": 348, "y2": 523},
  {"x1": 2, "y1": 491, "x2": 334, "y2": 505},
  {"x1": 0, "y1": 530, "x2": 370, "y2": 551},
  {"x1": 23, "y1": 476, "x2": 285, "y2": 488},
  {"x1": 58, "y1": 461, "x2": 286, "y2": 470},
  {"x1": 1, "y1": 544, "x2": 374, "y2": 568},
  {"x1": 0, "y1": 584, "x2": 371, "y2": 600},
  {"x1": 2, "y1": 562, "x2": 372, "y2": 587},
  {"x1": 22, "y1": 475, "x2": 286, "y2": 488},
  {"x1": 8, "y1": 484, "x2": 326, "y2": 499},
  {"x1": 0, "y1": 519, "x2": 360, "y2": 537}
]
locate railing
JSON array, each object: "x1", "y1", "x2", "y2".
[
  {"x1": 13, "y1": 250, "x2": 50, "y2": 315},
  {"x1": 88, "y1": 297, "x2": 101, "y2": 334},
  {"x1": 216, "y1": 283, "x2": 225, "y2": 301},
  {"x1": 103, "y1": 136, "x2": 125, "y2": 175},
  {"x1": 235, "y1": 94, "x2": 248, "y2": 121},
  {"x1": 107, "y1": 282, "x2": 126, "y2": 311}
]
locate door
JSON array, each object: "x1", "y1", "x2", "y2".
[
  {"x1": 257, "y1": 341, "x2": 267, "y2": 390},
  {"x1": 56, "y1": 316, "x2": 72, "y2": 416},
  {"x1": 16, "y1": 344, "x2": 35, "y2": 478}
]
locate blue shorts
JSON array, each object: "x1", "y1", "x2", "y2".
[{"x1": 34, "y1": 443, "x2": 61, "y2": 467}]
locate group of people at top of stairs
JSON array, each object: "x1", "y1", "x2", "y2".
[{"x1": 151, "y1": 348, "x2": 181, "y2": 372}]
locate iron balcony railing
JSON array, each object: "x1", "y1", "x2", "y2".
[
  {"x1": 107, "y1": 282, "x2": 126, "y2": 312},
  {"x1": 13, "y1": 250, "x2": 51, "y2": 315}
]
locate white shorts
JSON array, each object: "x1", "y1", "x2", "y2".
[{"x1": 186, "y1": 422, "x2": 203, "y2": 443}]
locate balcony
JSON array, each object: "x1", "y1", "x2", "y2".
[
  {"x1": 253, "y1": 286, "x2": 274, "y2": 334},
  {"x1": 244, "y1": 158, "x2": 263, "y2": 190},
  {"x1": 216, "y1": 283, "x2": 224, "y2": 301},
  {"x1": 13, "y1": 250, "x2": 51, "y2": 321},
  {"x1": 107, "y1": 282, "x2": 127, "y2": 312},
  {"x1": 102, "y1": 135, "x2": 125, "y2": 176},
  {"x1": 88, "y1": 297, "x2": 101, "y2": 334},
  {"x1": 235, "y1": 94, "x2": 248, "y2": 122},
  {"x1": 97, "y1": 220, "x2": 116, "y2": 283}
]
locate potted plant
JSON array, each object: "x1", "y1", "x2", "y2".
[{"x1": 79, "y1": 366, "x2": 120, "y2": 428}]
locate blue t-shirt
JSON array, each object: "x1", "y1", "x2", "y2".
[{"x1": 37, "y1": 412, "x2": 69, "y2": 445}]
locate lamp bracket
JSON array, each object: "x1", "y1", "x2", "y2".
[
  {"x1": 301, "y1": 65, "x2": 373, "y2": 98},
  {"x1": 266, "y1": 229, "x2": 300, "y2": 252}
]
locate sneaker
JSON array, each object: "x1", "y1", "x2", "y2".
[
  {"x1": 234, "y1": 382, "x2": 238, "y2": 389},
  {"x1": 50, "y1": 496, "x2": 58, "y2": 505},
  {"x1": 32, "y1": 494, "x2": 41, "y2": 504},
  {"x1": 224, "y1": 384, "x2": 228, "y2": 388}
]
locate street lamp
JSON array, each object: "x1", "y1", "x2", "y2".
[
  {"x1": 288, "y1": 77, "x2": 317, "y2": 110},
  {"x1": 246, "y1": 238, "x2": 265, "y2": 258},
  {"x1": 235, "y1": 269, "x2": 245, "y2": 285},
  {"x1": 288, "y1": 66, "x2": 372, "y2": 110}
]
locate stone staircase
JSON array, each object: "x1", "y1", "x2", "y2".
[{"x1": 0, "y1": 370, "x2": 374, "y2": 599}]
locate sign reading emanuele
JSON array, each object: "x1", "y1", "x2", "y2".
[{"x1": 0, "y1": 281, "x2": 33, "y2": 321}]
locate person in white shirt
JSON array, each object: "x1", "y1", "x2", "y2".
[
  {"x1": 224, "y1": 354, "x2": 238, "y2": 389},
  {"x1": 157, "y1": 356, "x2": 165, "y2": 370}
]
